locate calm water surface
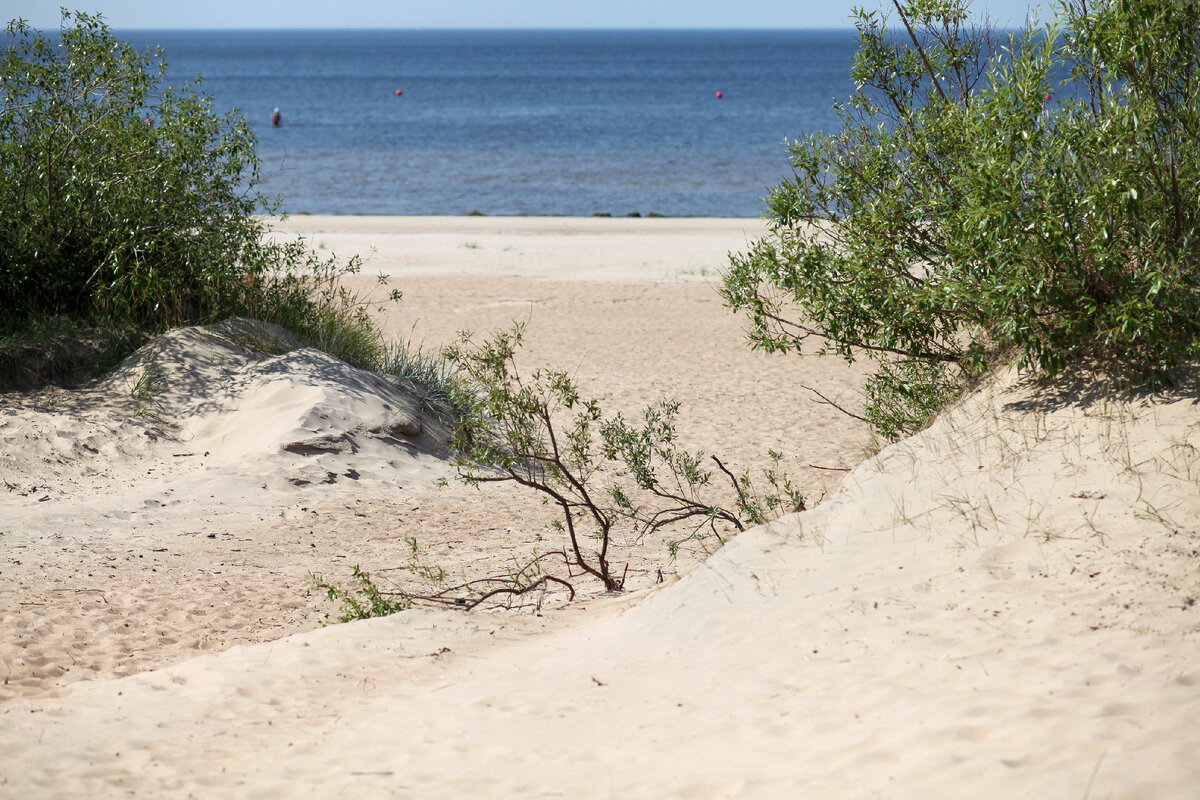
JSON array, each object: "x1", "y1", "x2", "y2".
[{"x1": 120, "y1": 29, "x2": 859, "y2": 216}]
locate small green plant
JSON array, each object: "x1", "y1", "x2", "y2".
[
  {"x1": 130, "y1": 365, "x2": 167, "y2": 404},
  {"x1": 405, "y1": 536, "x2": 447, "y2": 584},
  {"x1": 381, "y1": 337, "x2": 473, "y2": 425},
  {"x1": 129, "y1": 362, "x2": 170, "y2": 425},
  {"x1": 726, "y1": 449, "x2": 807, "y2": 527},
  {"x1": 312, "y1": 565, "x2": 412, "y2": 622}
]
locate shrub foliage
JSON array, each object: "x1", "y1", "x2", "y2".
[
  {"x1": 0, "y1": 11, "x2": 387, "y2": 383},
  {"x1": 444, "y1": 323, "x2": 805, "y2": 594},
  {"x1": 722, "y1": 0, "x2": 1200, "y2": 439}
]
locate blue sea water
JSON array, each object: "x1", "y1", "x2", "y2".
[{"x1": 119, "y1": 29, "x2": 859, "y2": 217}]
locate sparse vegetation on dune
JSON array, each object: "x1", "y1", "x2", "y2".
[{"x1": 311, "y1": 322, "x2": 809, "y2": 615}]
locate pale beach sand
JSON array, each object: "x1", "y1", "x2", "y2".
[{"x1": 1, "y1": 216, "x2": 1197, "y2": 798}]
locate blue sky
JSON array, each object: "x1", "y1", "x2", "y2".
[{"x1": 8, "y1": 1, "x2": 1042, "y2": 30}]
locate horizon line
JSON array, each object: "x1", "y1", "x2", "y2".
[{"x1": 106, "y1": 25, "x2": 860, "y2": 32}]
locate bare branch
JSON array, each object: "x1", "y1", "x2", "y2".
[
  {"x1": 798, "y1": 382, "x2": 870, "y2": 424},
  {"x1": 711, "y1": 455, "x2": 752, "y2": 515},
  {"x1": 464, "y1": 575, "x2": 576, "y2": 610}
]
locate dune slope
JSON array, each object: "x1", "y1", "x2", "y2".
[{"x1": 2, "y1": 364, "x2": 1197, "y2": 799}]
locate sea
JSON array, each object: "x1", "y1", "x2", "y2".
[{"x1": 118, "y1": 29, "x2": 860, "y2": 217}]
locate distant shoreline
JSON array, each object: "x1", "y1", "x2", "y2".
[
  {"x1": 265, "y1": 214, "x2": 769, "y2": 280},
  {"x1": 280, "y1": 211, "x2": 763, "y2": 219}
]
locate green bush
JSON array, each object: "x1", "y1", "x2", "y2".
[
  {"x1": 444, "y1": 323, "x2": 805, "y2": 594},
  {"x1": 0, "y1": 11, "x2": 389, "y2": 384},
  {"x1": 312, "y1": 565, "x2": 412, "y2": 623},
  {"x1": 723, "y1": 0, "x2": 1200, "y2": 439}
]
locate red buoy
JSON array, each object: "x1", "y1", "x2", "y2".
[
  {"x1": 715, "y1": 91, "x2": 723, "y2": 99},
  {"x1": 395, "y1": 89, "x2": 403, "y2": 96}
]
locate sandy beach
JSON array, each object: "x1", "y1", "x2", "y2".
[{"x1": 1, "y1": 215, "x2": 1197, "y2": 798}]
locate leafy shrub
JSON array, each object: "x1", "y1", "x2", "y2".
[
  {"x1": 722, "y1": 0, "x2": 1200, "y2": 439},
  {"x1": 444, "y1": 323, "x2": 805, "y2": 594},
  {"x1": 0, "y1": 11, "x2": 391, "y2": 383},
  {"x1": 314, "y1": 321, "x2": 808, "y2": 621}
]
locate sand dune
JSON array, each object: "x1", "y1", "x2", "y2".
[{"x1": 1, "y1": 217, "x2": 1196, "y2": 798}]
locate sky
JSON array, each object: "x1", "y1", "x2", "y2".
[{"x1": 7, "y1": 0, "x2": 1042, "y2": 30}]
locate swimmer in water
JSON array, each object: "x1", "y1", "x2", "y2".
[{"x1": 271, "y1": 108, "x2": 281, "y2": 127}]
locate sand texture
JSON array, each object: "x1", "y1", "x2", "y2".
[{"x1": 1, "y1": 216, "x2": 1197, "y2": 798}]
